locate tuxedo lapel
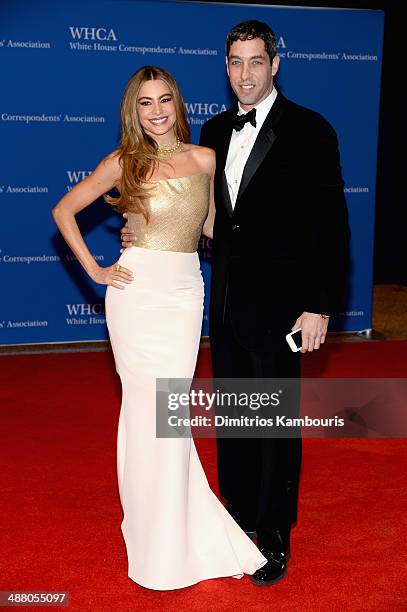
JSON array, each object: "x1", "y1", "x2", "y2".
[
  {"x1": 234, "y1": 93, "x2": 286, "y2": 208},
  {"x1": 221, "y1": 171, "x2": 233, "y2": 217},
  {"x1": 214, "y1": 108, "x2": 235, "y2": 217}
]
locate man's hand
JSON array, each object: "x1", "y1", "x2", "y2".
[
  {"x1": 291, "y1": 312, "x2": 329, "y2": 353},
  {"x1": 120, "y1": 212, "x2": 137, "y2": 252}
]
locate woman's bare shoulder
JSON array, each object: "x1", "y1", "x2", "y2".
[
  {"x1": 104, "y1": 149, "x2": 122, "y2": 167},
  {"x1": 99, "y1": 149, "x2": 122, "y2": 180},
  {"x1": 184, "y1": 143, "x2": 215, "y2": 174}
]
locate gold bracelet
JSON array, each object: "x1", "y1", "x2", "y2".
[{"x1": 319, "y1": 314, "x2": 330, "y2": 319}]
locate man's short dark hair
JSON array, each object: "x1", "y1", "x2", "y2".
[{"x1": 226, "y1": 20, "x2": 277, "y2": 63}]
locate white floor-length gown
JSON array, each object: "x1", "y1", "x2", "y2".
[{"x1": 105, "y1": 173, "x2": 267, "y2": 590}]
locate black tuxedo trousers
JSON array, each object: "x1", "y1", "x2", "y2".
[{"x1": 211, "y1": 294, "x2": 302, "y2": 547}]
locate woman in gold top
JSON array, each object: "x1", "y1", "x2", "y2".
[{"x1": 51, "y1": 66, "x2": 266, "y2": 590}]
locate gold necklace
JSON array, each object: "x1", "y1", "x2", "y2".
[{"x1": 156, "y1": 137, "x2": 182, "y2": 158}]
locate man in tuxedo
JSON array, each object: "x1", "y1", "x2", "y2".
[
  {"x1": 198, "y1": 20, "x2": 350, "y2": 586},
  {"x1": 121, "y1": 19, "x2": 350, "y2": 586}
]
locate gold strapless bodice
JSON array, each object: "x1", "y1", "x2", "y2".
[{"x1": 125, "y1": 173, "x2": 210, "y2": 253}]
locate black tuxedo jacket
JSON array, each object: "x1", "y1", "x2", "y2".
[{"x1": 199, "y1": 92, "x2": 350, "y2": 351}]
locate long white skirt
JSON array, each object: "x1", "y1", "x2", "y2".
[{"x1": 105, "y1": 246, "x2": 266, "y2": 590}]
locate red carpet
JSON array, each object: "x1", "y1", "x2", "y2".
[{"x1": 0, "y1": 341, "x2": 406, "y2": 611}]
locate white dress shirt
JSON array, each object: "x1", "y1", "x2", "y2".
[{"x1": 225, "y1": 87, "x2": 278, "y2": 208}]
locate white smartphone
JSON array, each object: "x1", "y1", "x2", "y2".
[{"x1": 285, "y1": 328, "x2": 302, "y2": 352}]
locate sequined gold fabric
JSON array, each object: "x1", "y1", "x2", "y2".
[{"x1": 126, "y1": 173, "x2": 210, "y2": 253}]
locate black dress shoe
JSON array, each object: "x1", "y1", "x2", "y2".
[
  {"x1": 256, "y1": 527, "x2": 291, "y2": 559},
  {"x1": 251, "y1": 547, "x2": 288, "y2": 586}
]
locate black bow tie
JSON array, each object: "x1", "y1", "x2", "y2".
[{"x1": 233, "y1": 108, "x2": 257, "y2": 131}]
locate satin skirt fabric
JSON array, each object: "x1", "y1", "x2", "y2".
[{"x1": 105, "y1": 246, "x2": 267, "y2": 590}]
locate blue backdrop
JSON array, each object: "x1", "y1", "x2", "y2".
[{"x1": 0, "y1": 0, "x2": 384, "y2": 345}]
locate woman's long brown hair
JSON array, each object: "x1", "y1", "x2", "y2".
[{"x1": 104, "y1": 66, "x2": 190, "y2": 220}]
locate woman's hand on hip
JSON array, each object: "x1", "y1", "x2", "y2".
[{"x1": 91, "y1": 262, "x2": 134, "y2": 289}]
